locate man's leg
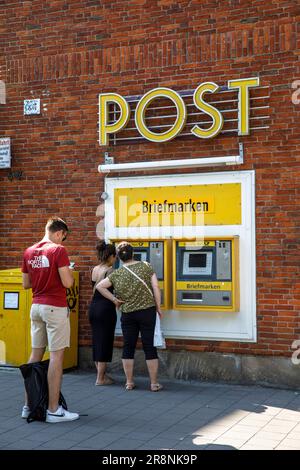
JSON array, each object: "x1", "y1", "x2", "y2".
[
  {"x1": 46, "y1": 347, "x2": 80, "y2": 422},
  {"x1": 24, "y1": 347, "x2": 46, "y2": 406},
  {"x1": 47, "y1": 348, "x2": 64, "y2": 413},
  {"x1": 28, "y1": 348, "x2": 45, "y2": 363}
]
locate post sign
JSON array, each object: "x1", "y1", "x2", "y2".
[
  {"x1": 98, "y1": 77, "x2": 260, "y2": 145},
  {"x1": 0, "y1": 137, "x2": 11, "y2": 168}
]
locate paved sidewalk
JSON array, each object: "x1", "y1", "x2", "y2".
[{"x1": 0, "y1": 367, "x2": 299, "y2": 450}]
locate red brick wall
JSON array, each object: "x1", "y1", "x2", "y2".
[{"x1": 0, "y1": 1, "x2": 299, "y2": 356}]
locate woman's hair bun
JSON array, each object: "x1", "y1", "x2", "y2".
[
  {"x1": 116, "y1": 241, "x2": 134, "y2": 262},
  {"x1": 96, "y1": 240, "x2": 106, "y2": 251},
  {"x1": 96, "y1": 240, "x2": 115, "y2": 262}
]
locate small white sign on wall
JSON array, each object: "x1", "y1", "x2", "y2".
[
  {"x1": 24, "y1": 99, "x2": 40, "y2": 115},
  {"x1": 0, "y1": 137, "x2": 11, "y2": 168}
]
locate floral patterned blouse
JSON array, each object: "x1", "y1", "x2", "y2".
[{"x1": 108, "y1": 261, "x2": 155, "y2": 313}]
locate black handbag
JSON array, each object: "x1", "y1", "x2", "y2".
[{"x1": 19, "y1": 359, "x2": 67, "y2": 423}]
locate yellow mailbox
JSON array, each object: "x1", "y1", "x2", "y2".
[{"x1": 0, "y1": 268, "x2": 79, "y2": 369}]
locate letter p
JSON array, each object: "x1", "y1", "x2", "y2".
[
  {"x1": 99, "y1": 93, "x2": 130, "y2": 146},
  {"x1": 0, "y1": 80, "x2": 6, "y2": 104}
]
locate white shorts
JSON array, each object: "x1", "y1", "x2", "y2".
[{"x1": 30, "y1": 304, "x2": 70, "y2": 352}]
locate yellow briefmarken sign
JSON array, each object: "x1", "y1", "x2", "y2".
[{"x1": 115, "y1": 183, "x2": 241, "y2": 227}]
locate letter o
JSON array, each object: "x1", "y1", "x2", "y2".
[{"x1": 135, "y1": 88, "x2": 186, "y2": 142}]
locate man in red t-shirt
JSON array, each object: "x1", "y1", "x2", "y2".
[{"x1": 21, "y1": 217, "x2": 79, "y2": 423}]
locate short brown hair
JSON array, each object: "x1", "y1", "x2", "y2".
[
  {"x1": 45, "y1": 217, "x2": 69, "y2": 234},
  {"x1": 116, "y1": 241, "x2": 133, "y2": 262}
]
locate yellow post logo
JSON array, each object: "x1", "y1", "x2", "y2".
[
  {"x1": 228, "y1": 77, "x2": 260, "y2": 135},
  {"x1": 98, "y1": 93, "x2": 130, "y2": 146},
  {"x1": 135, "y1": 87, "x2": 187, "y2": 143},
  {"x1": 98, "y1": 78, "x2": 260, "y2": 145},
  {"x1": 191, "y1": 82, "x2": 224, "y2": 139}
]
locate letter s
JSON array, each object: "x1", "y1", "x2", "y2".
[
  {"x1": 292, "y1": 80, "x2": 300, "y2": 105},
  {"x1": 291, "y1": 339, "x2": 300, "y2": 365},
  {"x1": 191, "y1": 82, "x2": 224, "y2": 139}
]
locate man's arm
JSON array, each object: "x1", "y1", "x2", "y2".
[
  {"x1": 22, "y1": 273, "x2": 32, "y2": 289},
  {"x1": 58, "y1": 266, "x2": 74, "y2": 288}
]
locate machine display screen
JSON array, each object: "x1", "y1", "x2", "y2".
[
  {"x1": 133, "y1": 251, "x2": 147, "y2": 262},
  {"x1": 183, "y1": 251, "x2": 213, "y2": 276},
  {"x1": 189, "y1": 253, "x2": 207, "y2": 268}
]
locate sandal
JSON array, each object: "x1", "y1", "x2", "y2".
[
  {"x1": 125, "y1": 382, "x2": 136, "y2": 390},
  {"x1": 150, "y1": 383, "x2": 163, "y2": 392}
]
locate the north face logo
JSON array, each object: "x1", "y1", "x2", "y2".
[{"x1": 28, "y1": 255, "x2": 50, "y2": 269}]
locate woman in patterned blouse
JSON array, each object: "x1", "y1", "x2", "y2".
[{"x1": 97, "y1": 241, "x2": 163, "y2": 392}]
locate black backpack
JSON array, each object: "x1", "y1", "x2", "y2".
[{"x1": 20, "y1": 359, "x2": 67, "y2": 423}]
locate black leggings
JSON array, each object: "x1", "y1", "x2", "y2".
[{"x1": 121, "y1": 306, "x2": 158, "y2": 360}]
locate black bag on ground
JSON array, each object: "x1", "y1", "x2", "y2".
[{"x1": 19, "y1": 359, "x2": 67, "y2": 423}]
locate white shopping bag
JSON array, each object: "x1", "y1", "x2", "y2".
[{"x1": 154, "y1": 313, "x2": 166, "y2": 349}]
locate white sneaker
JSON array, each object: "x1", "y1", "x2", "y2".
[
  {"x1": 21, "y1": 405, "x2": 30, "y2": 419},
  {"x1": 46, "y1": 406, "x2": 79, "y2": 423}
]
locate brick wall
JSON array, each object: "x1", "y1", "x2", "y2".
[{"x1": 0, "y1": 1, "x2": 299, "y2": 356}]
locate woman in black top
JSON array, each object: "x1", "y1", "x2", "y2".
[
  {"x1": 88, "y1": 241, "x2": 117, "y2": 385},
  {"x1": 97, "y1": 241, "x2": 163, "y2": 392}
]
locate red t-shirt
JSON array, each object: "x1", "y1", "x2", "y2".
[{"x1": 21, "y1": 241, "x2": 70, "y2": 307}]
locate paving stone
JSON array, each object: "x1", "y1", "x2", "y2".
[
  {"x1": 0, "y1": 369, "x2": 299, "y2": 451},
  {"x1": 104, "y1": 438, "x2": 146, "y2": 450}
]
